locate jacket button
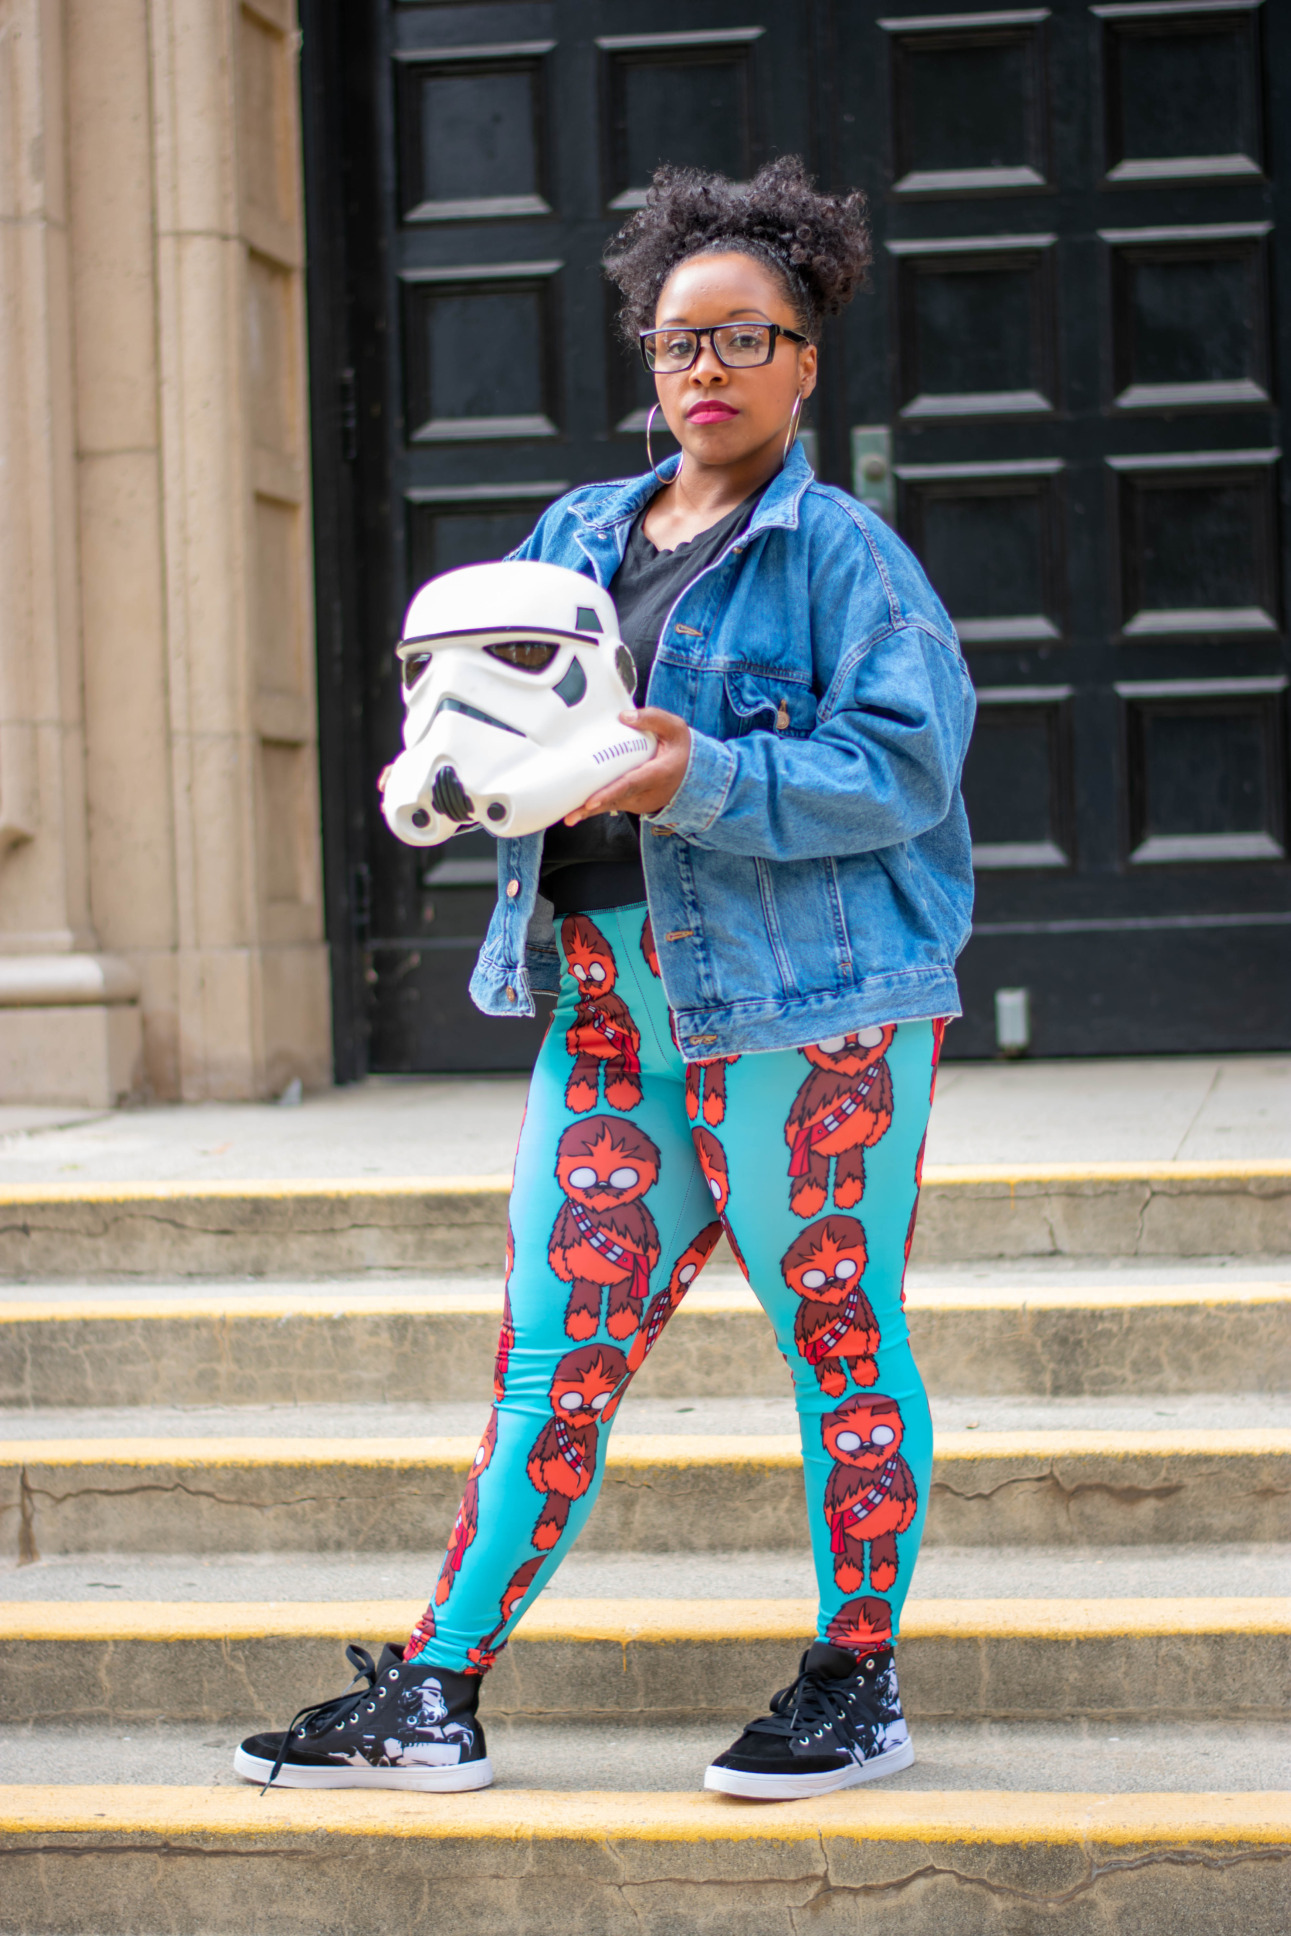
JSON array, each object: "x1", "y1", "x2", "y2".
[
  {"x1": 505, "y1": 986, "x2": 517, "y2": 1004},
  {"x1": 506, "y1": 879, "x2": 520, "y2": 898}
]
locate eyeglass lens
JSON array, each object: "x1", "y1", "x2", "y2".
[{"x1": 644, "y1": 324, "x2": 774, "y2": 371}]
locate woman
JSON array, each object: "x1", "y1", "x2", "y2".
[{"x1": 236, "y1": 158, "x2": 975, "y2": 1801}]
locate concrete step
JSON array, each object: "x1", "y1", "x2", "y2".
[
  {"x1": 4, "y1": 1430, "x2": 1286, "y2": 1556},
  {"x1": 1, "y1": 1785, "x2": 1286, "y2": 1935},
  {"x1": 1, "y1": 1716, "x2": 1285, "y2": 1792},
  {"x1": 4, "y1": 1595, "x2": 1284, "y2": 1726},
  {"x1": 4, "y1": 1273, "x2": 1287, "y2": 1405},
  {"x1": 5, "y1": 1392, "x2": 1289, "y2": 1440},
  {"x1": 2, "y1": 1160, "x2": 1290, "y2": 1277},
  {"x1": 4, "y1": 1543, "x2": 1287, "y2": 1605}
]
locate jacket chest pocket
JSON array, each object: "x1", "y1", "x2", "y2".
[{"x1": 722, "y1": 672, "x2": 817, "y2": 740}]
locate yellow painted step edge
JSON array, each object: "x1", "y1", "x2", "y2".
[
  {"x1": 0, "y1": 1784, "x2": 1287, "y2": 1844},
  {"x1": 1, "y1": 1429, "x2": 1286, "y2": 1468},
  {"x1": 3, "y1": 1280, "x2": 1288, "y2": 1322},
  {"x1": 2, "y1": 1159, "x2": 1289, "y2": 1207},
  {"x1": 2, "y1": 1596, "x2": 1286, "y2": 1645}
]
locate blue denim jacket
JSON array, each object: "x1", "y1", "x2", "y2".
[{"x1": 469, "y1": 443, "x2": 975, "y2": 1059}]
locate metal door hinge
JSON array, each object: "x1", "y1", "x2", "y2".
[
  {"x1": 350, "y1": 859, "x2": 371, "y2": 940},
  {"x1": 339, "y1": 368, "x2": 359, "y2": 462},
  {"x1": 851, "y1": 425, "x2": 894, "y2": 524}
]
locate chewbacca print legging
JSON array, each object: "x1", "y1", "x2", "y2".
[{"x1": 406, "y1": 902, "x2": 945, "y2": 1674}]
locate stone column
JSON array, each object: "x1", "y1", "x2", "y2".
[
  {"x1": 0, "y1": 0, "x2": 330, "y2": 1104},
  {"x1": 0, "y1": 0, "x2": 144, "y2": 1104}
]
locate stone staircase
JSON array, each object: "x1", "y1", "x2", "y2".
[{"x1": 0, "y1": 1174, "x2": 1288, "y2": 1933}]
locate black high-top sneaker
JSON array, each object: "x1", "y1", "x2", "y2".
[
  {"x1": 233, "y1": 1643, "x2": 492, "y2": 1792},
  {"x1": 704, "y1": 1640, "x2": 912, "y2": 1800}
]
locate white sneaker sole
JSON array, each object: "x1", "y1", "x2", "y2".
[
  {"x1": 233, "y1": 1746, "x2": 494, "y2": 1792},
  {"x1": 703, "y1": 1736, "x2": 914, "y2": 1801}
]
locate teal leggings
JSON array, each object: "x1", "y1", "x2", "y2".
[{"x1": 407, "y1": 904, "x2": 943, "y2": 1672}]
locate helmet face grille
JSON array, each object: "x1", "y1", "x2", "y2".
[{"x1": 431, "y1": 766, "x2": 475, "y2": 825}]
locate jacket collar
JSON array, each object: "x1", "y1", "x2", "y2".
[{"x1": 572, "y1": 440, "x2": 815, "y2": 538}]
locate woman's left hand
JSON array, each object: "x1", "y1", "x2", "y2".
[{"x1": 563, "y1": 708, "x2": 691, "y2": 824}]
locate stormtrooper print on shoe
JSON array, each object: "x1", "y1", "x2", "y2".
[
  {"x1": 703, "y1": 1639, "x2": 912, "y2": 1800},
  {"x1": 233, "y1": 1642, "x2": 492, "y2": 1791}
]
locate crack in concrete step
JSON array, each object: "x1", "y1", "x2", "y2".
[
  {"x1": 2, "y1": 1596, "x2": 1285, "y2": 1726},
  {"x1": 1, "y1": 1783, "x2": 1286, "y2": 1936},
  {"x1": 2, "y1": 1434, "x2": 1286, "y2": 1557}
]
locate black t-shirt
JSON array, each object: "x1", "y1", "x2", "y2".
[{"x1": 539, "y1": 488, "x2": 763, "y2": 914}]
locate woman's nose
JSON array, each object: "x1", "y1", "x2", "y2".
[{"x1": 688, "y1": 345, "x2": 727, "y2": 382}]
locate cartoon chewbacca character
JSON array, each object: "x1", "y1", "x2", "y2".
[
  {"x1": 550, "y1": 1116, "x2": 661, "y2": 1339},
  {"x1": 692, "y1": 1125, "x2": 749, "y2": 1278},
  {"x1": 826, "y1": 1595, "x2": 893, "y2": 1652},
  {"x1": 434, "y1": 1408, "x2": 498, "y2": 1606},
  {"x1": 627, "y1": 1219, "x2": 723, "y2": 1374},
  {"x1": 685, "y1": 1056, "x2": 739, "y2": 1126},
  {"x1": 785, "y1": 1026, "x2": 897, "y2": 1217},
  {"x1": 404, "y1": 1604, "x2": 436, "y2": 1661},
  {"x1": 466, "y1": 1556, "x2": 544, "y2": 1671},
  {"x1": 822, "y1": 1394, "x2": 918, "y2": 1593},
  {"x1": 493, "y1": 1233, "x2": 515, "y2": 1403},
  {"x1": 562, "y1": 914, "x2": 642, "y2": 1113},
  {"x1": 527, "y1": 1342, "x2": 628, "y2": 1549},
  {"x1": 902, "y1": 1021, "x2": 947, "y2": 1290},
  {"x1": 640, "y1": 911, "x2": 661, "y2": 979},
  {"x1": 781, "y1": 1215, "x2": 880, "y2": 1396}
]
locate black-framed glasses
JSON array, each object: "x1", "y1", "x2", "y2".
[{"x1": 639, "y1": 322, "x2": 809, "y2": 374}]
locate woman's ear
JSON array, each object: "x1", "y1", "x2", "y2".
[{"x1": 798, "y1": 342, "x2": 819, "y2": 402}]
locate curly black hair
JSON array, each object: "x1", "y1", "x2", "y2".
[{"x1": 603, "y1": 156, "x2": 870, "y2": 350}]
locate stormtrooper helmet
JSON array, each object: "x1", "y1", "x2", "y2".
[{"x1": 380, "y1": 560, "x2": 655, "y2": 847}]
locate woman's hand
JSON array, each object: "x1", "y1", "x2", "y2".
[{"x1": 563, "y1": 708, "x2": 690, "y2": 824}]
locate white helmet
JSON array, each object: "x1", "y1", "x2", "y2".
[{"x1": 380, "y1": 560, "x2": 655, "y2": 847}]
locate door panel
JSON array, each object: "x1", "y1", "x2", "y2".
[{"x1": 303, "y1": 0, "x2": 1289, "y2": 1073}]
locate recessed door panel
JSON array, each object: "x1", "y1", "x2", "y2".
[
  {"x1": 1113, "y1": 455, "x2": 1280, "y2": 638},
  {"x1": 1098, "y1": 3, "x2": 1264, "y2": 183},
  {"x1": 407, "y1": 485, "x2": 566, "y2": 588},
  {"x1": 1106, "y1": 226, "x2": 1270, "y2": 410},
  {"x1": 402, "y1": 268, "x2": 560, "y2": 442},
  {"x1": 894, "y1": 240, "x2": 1056, "y2": 418},
  {"x1": 898, "y1": 463, "x2": 1063, "y2": 644},
  {"x1": 601, "y1": 33, "x2": 759, "y2": 209},
  {"x1": 396, "y1": 48, "x2": 551, "y2": 220},
  {"x1": 886, "y1": 13, "x2": 1049, "y2": 196},
  {"x1": 1121, "y1": 679, "x2": 1287, "y2": 864},
  {"x1": 963, "y1": 689, "x2": 1074, "y2": 871}
]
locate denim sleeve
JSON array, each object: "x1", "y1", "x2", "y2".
[{"x1": 646, "y1": 625, "x2": 976, "y2": 862}]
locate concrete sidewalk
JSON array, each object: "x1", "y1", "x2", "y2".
[{"x1": 0, "y1": 1054, "x2": 1286, "y2": 1185}]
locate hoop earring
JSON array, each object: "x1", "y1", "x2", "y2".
[
  {"x1": 782, "y1": 393, "x2": 804, "y2": 466},
  {"x1": 645, "y1": 403, "x2": 676, "y2": 485}
]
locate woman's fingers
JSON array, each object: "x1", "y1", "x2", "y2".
[{"x1": 563, "y1": 709, "x2": 690, "y2": 823}]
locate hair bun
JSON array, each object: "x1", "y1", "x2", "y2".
[{"x1": 604, "y1": 156, "x2": 871, "y2": 347}]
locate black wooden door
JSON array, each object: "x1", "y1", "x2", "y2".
[
  {"x1": 303, "y1": 0, "x2": 1290, "y2": 1077},
  {"x1": 831, "y1": 0, "x2": 1290, "y2": 1057}
]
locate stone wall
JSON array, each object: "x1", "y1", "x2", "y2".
[{"x1": 0, "y1": 0, "x2": 329, "y2": 1102}]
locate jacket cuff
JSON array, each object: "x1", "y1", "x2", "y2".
[{"x1": 645, "y1": 729, "x2": 735, "y2": 836}]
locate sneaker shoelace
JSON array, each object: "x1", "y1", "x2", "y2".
[
  {"x1": 262, "y1": 1643, "x2": 381, "y2": 1792},
  {"x1": 746, "y1": 1655, "x2": 867, "y2": 1748}
]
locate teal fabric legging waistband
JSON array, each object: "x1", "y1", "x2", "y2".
[{"x1": 407, "y1": 903, "x2": 944, "y2": 1672}]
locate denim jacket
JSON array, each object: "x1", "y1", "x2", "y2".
[{"x1": 469, "y1": 443, "x2": 976, "y2": 1059}]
